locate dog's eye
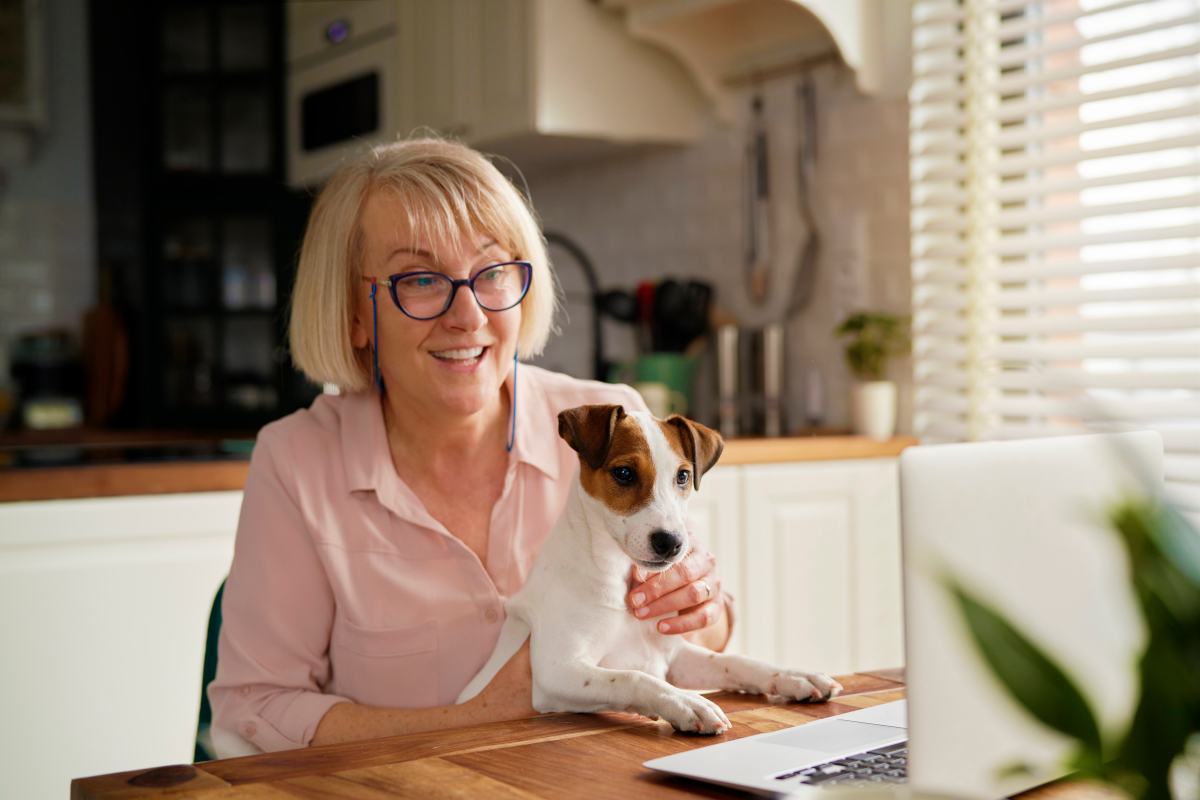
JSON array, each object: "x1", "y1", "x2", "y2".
[
  {"x1": 612, "y1": 466, "x2": 635, "y2": 486},
  {"x1": 676, "y1": 469, "x2": 690, "y2": 488}
]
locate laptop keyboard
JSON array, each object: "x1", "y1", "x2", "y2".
[{"x1": 775, "y1": 741, "x2": 907, "y2": 786}]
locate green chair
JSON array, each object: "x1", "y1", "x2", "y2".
[{"x1": 194, "y1": 580, "x2": 225, "y2": 763}]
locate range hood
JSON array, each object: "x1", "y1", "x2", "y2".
[{"x1": 603, "y1": 0, "x2": 904, "y2": 120}]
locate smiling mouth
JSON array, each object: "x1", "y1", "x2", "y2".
[{"x1": 430, "y1": 346, "x2": 487, "y2": 366}]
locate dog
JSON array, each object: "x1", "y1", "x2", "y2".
[{"x1": 456, "y1": 404, "x2": 841, "y2": 733}]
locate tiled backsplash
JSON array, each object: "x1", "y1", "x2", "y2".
[{"x1": 527, "y1": 61, "x2": 912, "y2": 434}]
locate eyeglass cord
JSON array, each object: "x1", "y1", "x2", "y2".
[
  {"x1": 371, "y1": 280, "x2": 517, "y2": 452},
  {"x1": 371, "y1": 282, "x2": 383, "y2": 394}
]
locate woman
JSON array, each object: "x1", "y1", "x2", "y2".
[{"x1": 208, "y1": 139, "x2": 730, "y2": 757}]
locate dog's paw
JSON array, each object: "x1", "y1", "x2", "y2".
[
  {"x1": 657, "y1": 692, "x2": 731, "y2": 735},
  {"x1": 768, "y1": 670, "x2": 843, "y2": 703}
]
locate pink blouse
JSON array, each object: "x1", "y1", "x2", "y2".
[{"x1": 207, "y1": 366, "x2": 646, "y2": 757}]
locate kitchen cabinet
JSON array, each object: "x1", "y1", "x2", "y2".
[
  {"x1": 399, "y1": 0, "x2": 710, "y2": 165},
  {"x1": 92, "y1": 1, "x2": 317, "y2": 429},
  {"x1": 693, "y1": 458, "x2": 903, "y2": 675},
  {"x1": 0, "y1": 492, "x2": 240, "y2": 800},
  {"x1": 290, "y1": 0, "x2": 708, "y2": 181}
]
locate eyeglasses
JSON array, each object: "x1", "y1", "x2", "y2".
[{"x1": 363, "y1": 262, "x2": 532, "y2": 320}]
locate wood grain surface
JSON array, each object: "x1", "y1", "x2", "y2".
[
  {"x1": 0, "y1": 460, "x2": 251, "y2": 502},
  {"x1": 2, "y1": 436, "x2": 913, "y2": 503},
  {"x1": 71, "y1": 667, "x2": 1106, "y2": 800},
  {"x1": 72, "y1": 671, "x2": 905, "y2": 800},
  {"x1": 718, "y1": 436, "x2": 916, "y2": 466}
]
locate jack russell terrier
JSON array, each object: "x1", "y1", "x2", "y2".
[{"x1": 456, "y1": 404, "x2": 841, "y2": 733}]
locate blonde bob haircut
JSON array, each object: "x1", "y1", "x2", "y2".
[{"x1": 289, "y1": 138, "x2": 555, "y2": 393}]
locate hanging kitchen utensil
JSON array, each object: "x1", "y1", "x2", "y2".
[
  {"x1": 636, "y1": 280, "x2": 656, "y2": 353},
  {"x1": 652, "y1": 279, "x2": 713, "y2": 353},
  {"x1": 786, "y1": 73, "x2": 820, "y2": 317},
  {"x1": 745, "y1": 93, "x2": 771, "y2": 306}
]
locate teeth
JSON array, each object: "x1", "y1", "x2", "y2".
[{"x1": 432, "y1": 346, "x2": 484, "y2": 360}]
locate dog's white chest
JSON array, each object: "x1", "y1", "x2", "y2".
[{"x1": 594, "y1": 612, "x2": 672, "y2": 681}]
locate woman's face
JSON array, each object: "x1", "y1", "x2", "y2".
[{"x1": 351, "y1": 190, "x2": 522, "y2": 420}]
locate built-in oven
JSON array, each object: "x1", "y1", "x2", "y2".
[{"x1": 286, "y1": 2, "x2": 399, "y2": 187}]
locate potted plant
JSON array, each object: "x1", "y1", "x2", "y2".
[
  {"x1": 950, "y1": 497, "x2": 1200, "y2": 800},
  {"x1": 834, "y1": 312, "x2": 909, "y2": 440}
]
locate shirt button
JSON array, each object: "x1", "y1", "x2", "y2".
[
  {"x1": 241, "y1": 721, "x2": 257, "y2": 738},
  {"x1": 485, "y1": 608, "x2": 499, "y2": 623}
]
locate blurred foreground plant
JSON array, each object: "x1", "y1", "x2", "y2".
[{"x1": 949, "y1": 498, "x2": 1200, "y2": 800}]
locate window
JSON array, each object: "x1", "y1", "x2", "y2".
[{"x1": 910, "y1": 0, "x2": 1200, "y2": 518}]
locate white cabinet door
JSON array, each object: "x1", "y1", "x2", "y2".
[
  {"x1": 0, "y1": 492, "x2": 240, "y2": 800},
  {"x1": 740, "y1": 459, "x2": 902, "y2": 677},
  {"x1": 684, "y1": 465, "x2": 744, "y2": 654}
]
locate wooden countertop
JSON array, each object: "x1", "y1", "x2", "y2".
[
  {"x1": 720, "y1": 435, "x2": 916, "y2": 466},
  {"x1": 0, "y1": 435, "x2": 916, "y2": 503},
  {"x1": 72, "y1": 669, "x2": 908, "y2": 800}
]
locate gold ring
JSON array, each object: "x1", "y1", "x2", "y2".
[{"x1": 701, "y1": 580, "x2": 712, "y2": 601}]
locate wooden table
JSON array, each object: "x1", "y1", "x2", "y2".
[{"x1": 73, "y1": 670, "x2": 907, "y2": 800}]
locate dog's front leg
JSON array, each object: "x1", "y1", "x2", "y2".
[
  {"x1": 666, "y1": 640, "x2": 842, "y2": 702},
  {"x1": 534, "y1": 662, "x2": 731, "y2": 735}
]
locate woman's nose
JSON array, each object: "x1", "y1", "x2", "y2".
[{"x1": 442, "y1": 282, "x2": 487, "y2": 330}]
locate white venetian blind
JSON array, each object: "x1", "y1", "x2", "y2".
[{"x1": 910, "y1": 0, "x2": 1200, "y2": 516}]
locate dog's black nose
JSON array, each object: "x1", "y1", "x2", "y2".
[{"x1": 649, "y1": 530, "x2": 684, "y2": 559}]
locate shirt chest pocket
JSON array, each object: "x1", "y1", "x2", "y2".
[{"x1": 331, "y1": 618, "x2": 440, "y2": 708}]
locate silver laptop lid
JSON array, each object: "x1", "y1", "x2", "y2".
[{"x1": 901, "y1": 431, "x2": 1163, "y2": 800}]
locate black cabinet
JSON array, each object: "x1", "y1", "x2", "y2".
[{"x1": 91, "y1": 0, "x2": 317, "y2": 429}]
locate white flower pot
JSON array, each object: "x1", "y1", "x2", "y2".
[{"x1": 852, "y1": 380, "x2": 897, "y2": 441}]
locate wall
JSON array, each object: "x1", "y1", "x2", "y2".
[
  {"x1": 0, "y1": 0, "x2": 95, "y2": 383},
  {"x1": 526, "y1": 59, "x2": 912, "y2": 433}
]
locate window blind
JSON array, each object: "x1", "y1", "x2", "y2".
[{"x1": 910, "y1": 0, "x2": 1200, "y2": 518}]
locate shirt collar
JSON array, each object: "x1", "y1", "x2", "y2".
[
  {"x1": 508, "y1": 362, "x2": 560, "y2": 480},
  {"x1": 339, "y1": 363, "x2": 560, "y2": 498},
  {"x1": 340, "y1": 390, "x2": 391, "y2": 496}
]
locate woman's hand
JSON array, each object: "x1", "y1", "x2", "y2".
[
  {"x1": 468, "y1": 638, "x2": 538, "y2": 721},
  {"x1": 626, "y1": 542, "x2": 728, "y2": 648}
]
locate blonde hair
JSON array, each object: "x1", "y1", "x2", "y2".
[{"x1": 289, "y1": 138, "x2": 556, "y2": 392}]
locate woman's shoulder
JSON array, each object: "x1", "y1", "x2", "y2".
[
  {"x1": 523, "y1": 365, "x2": 647, "y2": 413},
  {"x1": 252, "y1": 391, "x2": 367, "y2": 465}
]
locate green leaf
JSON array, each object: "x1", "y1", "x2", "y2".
[{"x1": 949, "y1": 582, "x2": 1104, "y2": 755}]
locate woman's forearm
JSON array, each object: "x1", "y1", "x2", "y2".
[
  {"x1": 312, "y1": 641, "x2": 537, "y2": 747},
  {"x1": 311, "y1": 696, "x2": 521, "y2": 746}
]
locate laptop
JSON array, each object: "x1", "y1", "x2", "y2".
[{"x1": 645, "y1": 431, "x2": 1163, "y2": 798}]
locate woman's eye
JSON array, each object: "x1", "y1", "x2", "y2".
[
  {"x1": 612, "y1": 467, "x2": 635, "y2": 486},
  {"x1": 398, "y1": 274, "x2": 440, "y2": 292},
  {"x1": 676, "y1": 469, "x2": 690, "y2": 487}
]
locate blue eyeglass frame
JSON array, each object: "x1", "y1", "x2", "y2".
[{"x1": 363, "y1": 261, "x2": 533, "y2": 321}]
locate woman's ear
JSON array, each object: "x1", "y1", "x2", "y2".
[
  {"x1": 351, "y1": 312, "x2": 370, "y2": 350},
  {"x1": 350, "y1": 290, "x2": 372, "y2": 350}
]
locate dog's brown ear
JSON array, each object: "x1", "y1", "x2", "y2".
[
  {"x1": 558, "y1": 404, "x2": 626, "y2": 470},
  {"x1": 666, "y1": 415, "x2": 724, "y2": 489}
]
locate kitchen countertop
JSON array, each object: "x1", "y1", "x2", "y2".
[{"x1": 0, "y1": 433, "x2": 917, "y2": 503}]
